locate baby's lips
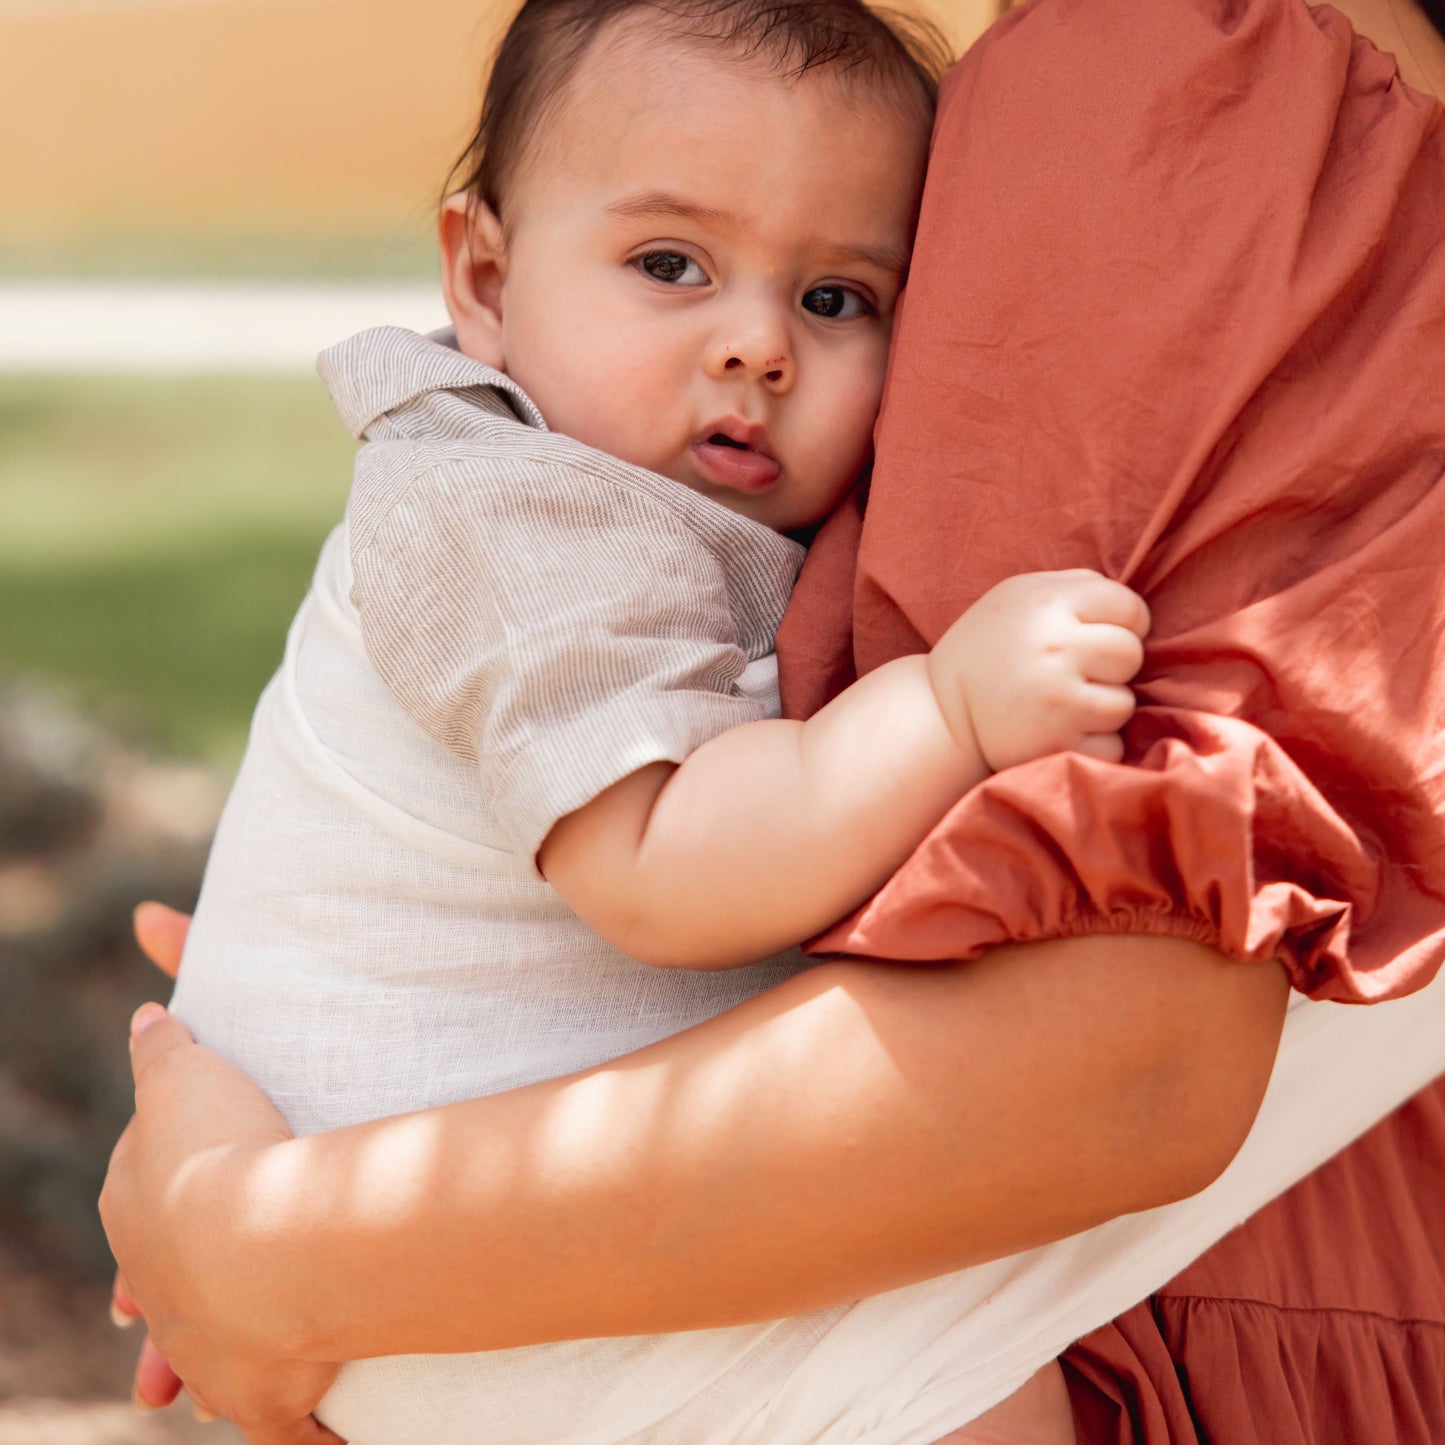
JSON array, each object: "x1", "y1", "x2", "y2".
[{"x1": 691, "y1": 435, "x2": 781, "y2": 492}]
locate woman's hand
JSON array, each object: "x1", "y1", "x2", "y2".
[
  {"x1": 110, "y1": 902, "x2": 189, "y2": 1410},
  {"x1": 131, "y1": 899, "x2": 192, "y2": 981},
  {"x1": 104, "y1": 906, "x2": 343, "y2": 1443}
]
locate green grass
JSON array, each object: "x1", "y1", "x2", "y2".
[{"x1": 0, "y1": 375, "x2": 356, "y2": 761}]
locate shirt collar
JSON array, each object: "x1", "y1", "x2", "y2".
[{"x1": 318, "y1": 325, "x2": 548, "y2": 439}]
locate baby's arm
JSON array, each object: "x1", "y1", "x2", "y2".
[{"x1": 541, "y1": 569, "x2": 1148, "y2": 968}]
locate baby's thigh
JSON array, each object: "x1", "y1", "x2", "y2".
[{"x1": 929, "y1": 1361, "x2": 1076, "y2": 1445}]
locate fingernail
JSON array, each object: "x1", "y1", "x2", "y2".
[
  {"x1": 193, "y1": 1404, "x2": 217, "y2": 1423},
  {"x1": 130, "y1": 1003, "x2": 167, "y2": 1038},
  {"x1": 132, "y1": 1388, "x2": 158, "y2": 1415},
  {"x1": 110, "y1": 1299, "x2": 136, "y2": 1329}
]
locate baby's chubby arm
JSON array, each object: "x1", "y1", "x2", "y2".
[{"x1": 541, "y1": 569, "x2": 1149, "y2": 968}]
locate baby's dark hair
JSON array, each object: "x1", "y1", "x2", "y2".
[{"x1": 444, "y1": 0, "x2": 951, "y2": 220}]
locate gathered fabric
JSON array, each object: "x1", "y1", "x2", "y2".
[
  {"x1": 783, "y1": 0, "x2": 1445, "y2": 1004},
  {"x1": 1064, "y1": 1075, "x2": 1445, "y2": 1443}
]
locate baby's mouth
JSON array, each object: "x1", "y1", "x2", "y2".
[{"x1": 692, "y1": 430, "x2": 781, "y2": 494}]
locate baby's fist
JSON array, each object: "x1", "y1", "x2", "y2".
[{"x1": 928, "y1": 569, "x2": 1149, "y2": 773}]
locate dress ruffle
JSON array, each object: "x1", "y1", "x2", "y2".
[{"x1": 1062, "y1": 1076, "x2": 1445, "y2": 1443}]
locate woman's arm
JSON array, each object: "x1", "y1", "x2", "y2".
[{"x1": 106, "y1": 929, "x2": 1287, "y2": 1366}]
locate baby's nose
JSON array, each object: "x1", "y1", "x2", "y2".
[
  {"x1": 707, "y1": 324, "x2": 794, "y2": 390},
  {"x1": 722, "y1": 351, "x2": 789, "y2": 384}
]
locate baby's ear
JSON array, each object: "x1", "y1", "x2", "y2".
[{"x1": 439, "y1": 193, "x2": 506, "y2": 369}]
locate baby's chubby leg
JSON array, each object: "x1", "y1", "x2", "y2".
[{"x1": 930, "y1": 1361, "x2": 1077, "y2": 1445}]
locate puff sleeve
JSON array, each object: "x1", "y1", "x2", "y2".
[{"x1": 781, "y1": 0, "x2": 1445, "y2": 1001}]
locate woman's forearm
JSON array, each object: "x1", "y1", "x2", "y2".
[{"x1": 250, "y1": 933, "x2": 1287, "y2": 1361}]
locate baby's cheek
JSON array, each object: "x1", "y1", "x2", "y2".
[
  {"x1": 515, "y1": 365, "x2": 623, "y2": 456},
  {"x1": 831, "y1": 383, "x2": 885, "y2": 473},
  {"x1": 570, "y1": 365, "x2": 680, "y2": 467},
  {"x1": 592, "y1": 401, "x2": 669, "y2": 468}
]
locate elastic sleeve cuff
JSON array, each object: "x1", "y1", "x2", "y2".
[{"x1": 807, "y1": 707, "x2": 1440, "y2": 1004}]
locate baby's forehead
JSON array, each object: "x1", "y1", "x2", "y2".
[
  {"x1": 582, "y1": 17, "x2": 931, "y2": 130},
  {"x1": 506, "y1": 19, "x2": 933, "y2": 215}
]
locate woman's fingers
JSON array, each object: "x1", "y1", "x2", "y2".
[
  {"x1": 242, "y1": 1418, "x2": 347, "y2": 1445},
  {"x1": 134, "y1": 1333, "x2": 184, "y2": 1411},
  {"x1": 111, "y1": 1272, "x2": 142, "y2": 1328},
  {"x1": 242, "y1": 1416, "x2": 346, "y2": 1439},
  {"x1": 100, "y1": 1010, "x2": 337, "y2": 1444},
  {"x1": 132, "y1": 902, "x2": 192, "y2": 978},
  {"x1": 128, "y1": 1003, "x2": 195, "y2": 1068}
]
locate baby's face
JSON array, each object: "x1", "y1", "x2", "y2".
[{"x1": 464, "y1": 24, "x2": 930, "y2": 532}]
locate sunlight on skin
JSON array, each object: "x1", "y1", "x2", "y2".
[
  {"x1": 323, "y1": 981, "x2": 897, "y2": 1241},
  {"x1": 247, "y1": 969, "x2": 945, "y2": 1363},
  {"x1": 119, "y1": 917, "x2": 1285, "y2": 1368},
  {"x1": 339, "y1": 1111, "x2": 459, "y2": 1234}
]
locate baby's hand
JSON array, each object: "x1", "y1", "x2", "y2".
[{"x1": 927, "y1": 569, "x2": 1149, "y2": 772}]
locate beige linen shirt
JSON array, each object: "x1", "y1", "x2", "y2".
[
  {"x1": 175, "y1": 322, "x2": 813, "y2": 1112},
  {"x1": 333, "y1": 327, "x2": 807, "y2": 862}
]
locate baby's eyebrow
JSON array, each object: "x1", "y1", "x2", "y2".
[
  {"x1": 819, "y1": 241, "x2": 911, "y2": 278},
  {"x1": 604, "y1": 191, "x2": 736, "y2": 228}
]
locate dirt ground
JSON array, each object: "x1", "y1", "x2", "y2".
[{"x1": 0, "y1": 1240, "x2": 244, "y2": 1445}]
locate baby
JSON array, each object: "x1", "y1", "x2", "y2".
[{"x1": 170, "y1": 1, "x2": 1146, "y2": 1441}]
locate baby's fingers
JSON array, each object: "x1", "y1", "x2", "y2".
[
  {"x1": 1066, "y1": 576, "x2": 1151, "y2": 637},
  {"x1": 1074, "y1": 733, "x2": 1126, "y2": 764},
  {"x1": 1078, "y1": 624, "x2": 1145, "y2": 686},
  {"x1": 1074, "y1": 682, "x2": 1137, "y2": 735}
]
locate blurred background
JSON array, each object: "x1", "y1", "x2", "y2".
[{"x1": 0, "y1": 1, "x2": 999, "y2": 1438}]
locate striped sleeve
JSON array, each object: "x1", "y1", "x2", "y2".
[{"x1": 350, "y1": 448, "x2": 770, "y2": 864}]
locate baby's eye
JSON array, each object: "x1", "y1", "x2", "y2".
[
  {"x1": 635, "y1": 251, "x2": 709, "y2": 287},
  {"x1": 801, "y1": 285, "x2": 871, "y2": 320}
]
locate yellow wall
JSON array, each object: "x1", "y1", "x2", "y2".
[{"x1": 0, "y1": 0, "x2": 1002, "y2": 247}]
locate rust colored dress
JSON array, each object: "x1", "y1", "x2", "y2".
[{"x1": 776, "y1": 0, "x2": 1445, "y2": 1436}]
